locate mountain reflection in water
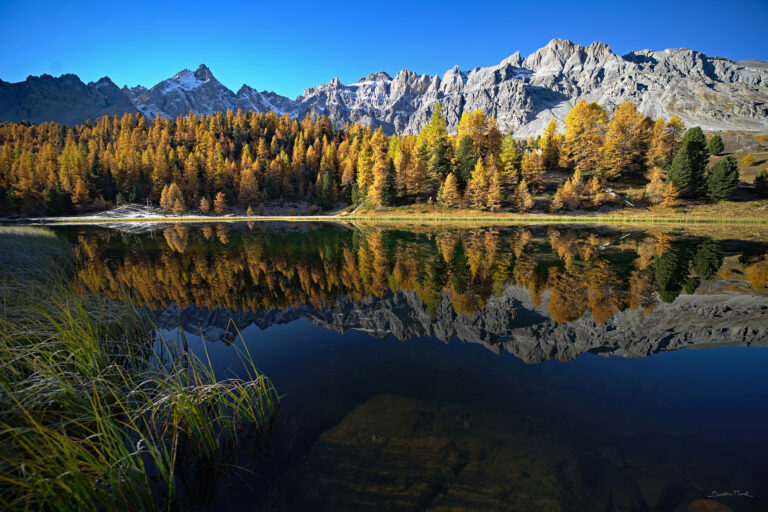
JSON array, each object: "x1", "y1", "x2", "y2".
[
  {"x1": 65, "y1": 223, "x2": 768, "y2": 361},
  {"x1": 52, "y1": 222, "x2": 768, "y2": 511}
]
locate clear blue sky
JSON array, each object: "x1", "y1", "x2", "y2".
[{"x1": 1, "y1": 0, "x2": 766, "y2": 98}]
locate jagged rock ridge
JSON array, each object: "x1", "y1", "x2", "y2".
[
  {"x1": 0, "y1": 74, "x2": 138, "y2": 125},
  {"x1": 156, "y1": 285, "x2": 768, "y2": 364},
  {"x1": 2, "y1": 39, "x2": 767, "y2": 135}
]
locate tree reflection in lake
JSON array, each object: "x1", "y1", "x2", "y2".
[
  {"x1": 68, "y1": 223, "x2": 767, "y2": 328},
  {"x1": 50, "y1": 223, "x2": 768, "y2": 511}
]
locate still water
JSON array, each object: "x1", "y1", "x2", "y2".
[{"x1": 55, "y1": 222, "x2": 768, "y2": 511}]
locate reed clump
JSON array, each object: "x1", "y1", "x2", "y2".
[{"x1": 0, "y1": 227, "x2": 278, "y2": 511}]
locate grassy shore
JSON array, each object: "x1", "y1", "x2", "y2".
[
  {"x1": 28, "y1": 199, "x2": 768, "y2": 227},
  {"x1": 0, "y1": 227, "x2": 278, "y2": 511}
]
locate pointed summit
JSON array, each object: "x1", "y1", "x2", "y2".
[
  {"x1": 194, "y1": 64, "x2": 214, "y2": 81},
  {"x1": 357, "y1": 71, "x2": 392, "y2": 83}
]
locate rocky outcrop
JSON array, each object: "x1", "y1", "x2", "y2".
[
  {"x1": 3, "y1": 39, "x2": 767, "y2": 134},
  {"x1": 156, "y1": 285, "x2": 768, "y2": 364},
  {"x1": 0, "y1": 74, "x2": 137, "y2": 125}
]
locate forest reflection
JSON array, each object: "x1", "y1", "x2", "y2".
[{"x1": 68, "y1": 223, "x2": 768, "y2": 324}]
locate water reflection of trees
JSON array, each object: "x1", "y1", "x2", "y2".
[{"x1": 69, "y1": 225, "x2": 767, "y2": 324}]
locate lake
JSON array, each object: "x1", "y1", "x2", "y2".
[{"x1": 51, "y1": 222, "x2": 768, "y2": 511}]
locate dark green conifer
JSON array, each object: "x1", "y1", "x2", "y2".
[
  {"x1": 707, "y1": 135, "x2": 724, "y2": 155},
  {"x1": 707, "y1": 155, "x2": 739, "y2": 201},
  {"x1": 454, "y1": 135, "x2": 476, "y2": 190}
]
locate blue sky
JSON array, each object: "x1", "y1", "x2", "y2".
[{"x1": 1, "y1": 0, "x2": 766, "y2": 98}]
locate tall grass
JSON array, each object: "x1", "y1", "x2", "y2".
[{"x1": 0, "y1": 227, "x2": 278, "y2": 511}]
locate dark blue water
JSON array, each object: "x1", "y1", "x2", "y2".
[{"x1": 58, "y1": 223, "x2": 768, "y2": 511}]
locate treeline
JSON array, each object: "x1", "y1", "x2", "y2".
[
  {"x1": 0, "y1": 101, "x2": 743, "y2": 215},
  {"x1": 68, "y1": 226, "x2": 767, "y2": 325}
]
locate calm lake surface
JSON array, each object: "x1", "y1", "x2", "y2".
[{"x1": 53, "y1": 222, "x2": 768, "y2": 511}]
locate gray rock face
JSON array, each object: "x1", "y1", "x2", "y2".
[
  {"x1": 3, "y1": 39, "x2": 767, "y2": 134},
  {"x1": 0, "y1": 74, "x2": 137, "y2": 125},
  {"x1": 156, "y1": 285, "x2": 768, "y2": 364},
  {"x1": 287, "y1": 38, "x2": 768, "y2": 136}
]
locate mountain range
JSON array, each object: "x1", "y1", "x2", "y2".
[
  {"x1": 2, "y1": 38, "x2": 767, "y2": 136},
  {"x1": 157, "y1": 284, "x2": 768, "y2": 364}
]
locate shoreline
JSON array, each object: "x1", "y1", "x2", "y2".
[{"x1": 4, "y1": 213, "x2": 768, "y2": 226}]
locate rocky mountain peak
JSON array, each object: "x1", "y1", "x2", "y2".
[
  {"x1": 194, "y1": 64, "x2": 214, "y2": 81},
  {"x1": 2, "y1": 39, "x2": 767, "y2": 134},
  {"x1": 356, "y1": 71, "x2": 392, "y2": 84}
]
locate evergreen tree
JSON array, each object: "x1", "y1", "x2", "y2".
[
  {"x1": 600, "y1": 101, "x2": 647, "y2": 179},
  {"x1": 213, "y1": 191, "x2": 227, "y2": 214},
  {"x1": 438, "y1": 173, "x2": 460, "y2": 208},
  {"x1": 486, "y1": 166, "x2": 503, "y2": 211},
  {"x1": 454, "y1": 136, "x2": 476, "y2": 190},
  {"x1": 561, "y1": 100, "x2": 608, "y2": 173},
  {"x1": 319, "y1": 170, "x2": 337, "y2": 209},
  {"x1": 693, "y1": 240, "x2": 723, "y2": 280},
  {"x1": 72, "y1": 178, "x2": 90, "y2": 208},
  {"x1": 707, "y1": 135, "x2": 724, "y2": 155},
  {"x1": 668, "y1": 129, "x2": 708, "y2": 200},
  {"x1": 539, "y1": 119, "x2": 560, "y2": 169},
  {"x1": 513, "y1": 179, "x2": 534, "y2": 211},
  {"x1": 707, "y1": 155, "x2": 739, "y2": 201},
  {"x1": 199, "y1": 195, "x2": 211, "y2": 213},
  {"x1": 755, "y1": 169, "x2": 768, "y2": 198},
  {"x1": 644, "y1": 166, "x2": 667, "y2": 204},
  {"x1": 166, "y1": 183, "x2": 184, "y2": 212},
  {"x1": 44, "y1": 185, "x2": 63, "y2": 216},
  {"x1": 172, "y1": 198, "x2": 185, "y2": 214},
  {"x1": 654, "y1": 243, "x2": 693, "y2": 303},
  {"x1": 429, "y1": 137, "x2": 451, "y2": 184},
  {"x1": 670, "y1": 127, "x2": 708, "y2": 199},
  {"x1": 498, "y1": 133, "x2": 520, "y2": 189},
  {"x1": 466, "y1": 159, "x2": 490, "y2": 210},
  {"x1": 661, "y1": 182, "x2": 680, "y2": 207}
]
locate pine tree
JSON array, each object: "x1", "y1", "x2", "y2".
[
  {"x1": 742, "y1": 153, "x2": 754, "y2": 166},
  {"x1": 644, "y1": 166, "x2": 667, "y2": 204},
  {"x1": 600, "y1": 101, "x2": 647, "y2": 179},
  {"x1": 44, "y1": 184, "x2": 63, "y2": 216},
  {"x1": 486, "y1": 166, "x2": 503, "y2": 211},
  {"x1": 166, "y1": 183, "x2": 184, "y2": 212},
  {"x1": 646, "y1": 118, "x2": 671, "y2": 169},
  {"x1": 756, "y1": 169, "x2": 768, "y2": 198},
  {"x1": 668, "y1": 127, "x2": 708, "y2": 199},
  {"x1": 213, "y1": 191, "x2": 227, "y2": 214},
  {"x1": 667, "y1": 145, "x2": 695, "y2": 198},
  {"x1": 661, "y1": 182, "x2": 680, "y2": 207},
  {"x1": 429, "y1": 137, "x2": 451, "y2": 185},
  {"x1": 369, "y1": 148, "x2": 394, "y2": 207},
  {"x1": 513, "y1": 179, "x2": 534, "y2": 211},
  {"x1": 199, "y1": 195, "x2": 211, "y2": 213},
  {"x1": 438, "y1": 173, "x2": 460, "y2": 208},
  {"x1": 562, "y1": 100, "x2": 608, "y2": 173},
  {"x1": 539, "y1": 119, "x2": 560, "y2": 169},
  {"x1": 160, "y1": 184, "x2": 171, "y2": 211},
  {"x1": 319, "y1": 170, "x2": 337, "y2": 209},
  {"x1": 707, "y1": 155, "x2": 739, "y2": 201},
  {"x1": 466, "y1": 159, "x2": 490, "y2": 210},
  {"x1": 521, "y1": 150, "x2": 545, "y2": 189},
  {"x1": 707, "y1": 135, "x2": 724, "y2": 155},
  {"x1": 356, "y1": 143, "x2": 374, "y2": 200},
  {"x1": 72, "y1": 178, "x2": 90, "y2": 207},
  {"x1": 454, "y1": 135, "x2": 476, "y2": 190},
  {"x1": 246, "y1": 205, "x2": 254, "y2": 217},
  {"x1": 498, "y1": 133, "x2": 519, "y2": 188},
  {"x1": 172, "y1": 198, "x2": 185, "y2": 214},
  {"x1": 238, "y1": 167, "x2": 260, "y2": 205}
]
